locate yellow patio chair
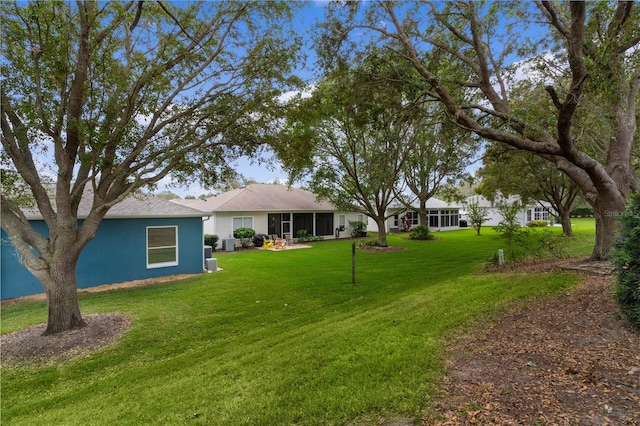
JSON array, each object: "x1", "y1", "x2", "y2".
[{"x1": 263, "y1": 236, "x2": 274, "y2": 249}]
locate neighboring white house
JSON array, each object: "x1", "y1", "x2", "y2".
[
  {"x1": 461, "y1": 195, "x2": 555, "y2": 227},
  {"x1": 368, "y1": 197, "x2": 463, "y2": 234},
  {"x1": 172, "y1": 184, "x2": 364, "y2": 248}
]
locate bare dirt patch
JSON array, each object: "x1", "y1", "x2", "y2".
[{"x1": 426, "y1": 267, "x2": 640, "y2": 425}]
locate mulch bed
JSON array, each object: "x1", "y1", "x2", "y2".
[
  {"x1": 1, "y1": 312, "x2": 131, "y2": 367},
  {"x1": 425, "y1": 271, "x2": 640, "y2": 425}
]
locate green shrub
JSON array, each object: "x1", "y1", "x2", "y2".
[
  {"x1": 295, "y1": 229, "x2": 324, "y2": 242},
  {"x1": 204, "y1": 234, "x2": 219, "y2": 249},
  {"x1": 531, "y1": 228, "x2": 569, "y2": 258},
  {"x1": 409, "y1": 225, "x2": 435, "y2": 240},
  {"x1": 349, "y1": 220, "x2": 367, "y2": 238},
  {"x1": 612, "y1": 194, "x2": 640, "y2": 330},
  {"x1": 358, "y1": 238, "x2": 377, "y2": 248},
  {"x1": 493, "y1": 201, "x2": 530, "y2": 267},
  {"x1": 571, "y1": 207, "x2": 593, "y2": 217},
  {"x1": 234, "y1": 227, "x2": 256, "y2": 248},
  {"x1": 527, "y1": 220, "x2": 548, "y2": 227},
  {"x1": 296, "y1": 229, "x2": 311, "y2": 242}
]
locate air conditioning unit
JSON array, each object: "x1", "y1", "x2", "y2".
[
  {"x1": 223, "y1": 238, "x2": 235, "y2": 252},
  {"x1": 205, "y1": 258, "x2": 218, "y2": 271}
]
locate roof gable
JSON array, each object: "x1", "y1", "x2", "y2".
[{"x1": 173, "y1": 184, "x2": 336, "y2": 212}]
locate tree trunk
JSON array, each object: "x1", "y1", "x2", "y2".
[
  {"x1": 41, "y1": 250, "x2": 86, "y2": 335},
  {"x1": 554, "y1": 204, "x2": 574, "y2": 237},
  {"x1": 375, "y1": 217, "x2": 389, "y2": 247},
  {"x1": 44, "y1": 281, "x2": 85, "y2": 335},
  {"x1": 589, "y1": 192, "x2": 627, "y2": 261},
  {"x1": 560, "y1": 213, "x2": 573, "y2": 237},
  {"x1": 418, "y1": 209, "x2": 428, "y2": 230}
]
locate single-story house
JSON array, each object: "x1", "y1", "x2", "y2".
[
  {"x1": 367, "y1": 197, "x2": 463, "y2": 234},
  {"x1": 172, "y1": 184, "x2": 365, "y2": 248},
  {"x1": 1, "y1": 192, "x2": 209, "y2": 300},
  {"x1": 461, "y1": 195, "x2": 555, "y2": 227}
]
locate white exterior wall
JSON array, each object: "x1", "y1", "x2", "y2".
[
  {"x1": 461, "y1": 196, "x2": 553, "y2": 228},
  {"x1": 368, "y1": 198, "x2": 463, "y2": 233},
  {"x1": 213, "y1": 211, "x2": 269, "y2": 240},
  {"x1": 478, "y1": 208, "x2": 529, "y2": 227},
  {"x1": 382, "y1": 209, "x2": 461, "y2": 232},
  {"x1": 202, "y1": 215, "x2": 215, "y2": 236},
  {"x1": 462, "y1": 207, "x2": 547, "y2": 227},
  {"x1": 210, "y1": 211, "x2": 268, "y2": 249},
  {"x1": 208, "y1": 211, "x2": 363, "y2": 248},
  {"x1": 335, "y1": 212, "x2": 367, "y2": 238}
]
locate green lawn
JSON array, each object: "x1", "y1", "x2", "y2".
[{"x1": 1, "y1": 220, "x2": 595, "y2": 425}]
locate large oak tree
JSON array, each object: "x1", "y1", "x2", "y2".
[
  {"x1": 319, "y1": 0, "x2": 639, "y2": 260},
  {"x1": 306, "y1": 53, "x2": 415, "y2": 247},
  {"x1": 1, "y1": 1, "x2": 303, "y2": 334}
]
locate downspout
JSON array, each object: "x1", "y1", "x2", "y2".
[{"x1": 202, "y1": 212, "x2": 213, "y2": 269}]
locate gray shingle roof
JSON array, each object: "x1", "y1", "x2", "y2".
[
  {"x1": 172, "y1": 184, "x2": 335, "y2": 212},
  {"x1": 23, "y1": 189, "x2": 209, "y2": 220},
  {"x1": 97, "y1": 194, "x2": 209, "y2": 218}
]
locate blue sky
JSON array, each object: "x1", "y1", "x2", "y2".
[
  {"x1": 159, "y1": 1, "x2": 542, "y2": 198},
  {"x1": 160, "y1": 1, "x2": 329, "y2": 197}
]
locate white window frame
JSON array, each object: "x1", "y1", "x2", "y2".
[
  {"x1": 232, "y1": 216, "x2": 253, "y2": 231},
  {"x1": 339, "y1": 214, "x2": 346, "y2": 229},
  {"x1": 441, "y1": 210, "x2": 451, "y2": 227},
  {"x1": 450, "y1": 209, "x2": 459, "y2": 227},
  {"x1": 406, "y1": 211, "x2": 419, "y2": 226},
  {"x1": 147, "y1": 226, "x2": 178, "y2": 269},
  {"x1": 428, "y1": 210, "x2": 439, "y2": 228},
  {"x1": 534, "y1": 207, "x2": 548, "y2": 221}
]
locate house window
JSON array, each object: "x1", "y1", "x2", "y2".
[
  {"x1": 315, "y1": 213, "x2": 334, "y2": 236},
  {"x1": 527, "y1": 210, "x2": 532, "y2": 222},
  {"x1": 400, "y1": 211, "x2": 419, "y2": 231},
  {"x1": 407, "y1": 211, "x2": 419, "y2": 225},
  {"x1": 293, "y1": 213, "x2": 314, "y2": 237},
  {"x1": 232, "y1": 216, "x2": 253, "y2": 231},
  {"x1": 429, "y1": 210, "x2": 439, "y2": 228},
  {"x1": 147, "y1": 226, "x2": 178, "y2": 268},
  {"x1": 441, "y1": 210, "x2": 451, "y2": 227},
  {"x1": 437, "y1": 209, "x2": 459, "y2": 228},
  {"x1": 339, "y1": 214, "x2": 346, "y2": 230},
  {"x1": 450, "y1": 209, "x2": 459, "y2": 227},
  {"x1": 534, "y1": 207, "x2": 548, "y2": 221}
]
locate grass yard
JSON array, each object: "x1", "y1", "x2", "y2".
[{"x1": 1, "y1": 220, "x2": 595, "y2": 425}]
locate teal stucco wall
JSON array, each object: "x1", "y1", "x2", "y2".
[{"x1": 1, "y1": 217, "x2": 204, "y2": 300}]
